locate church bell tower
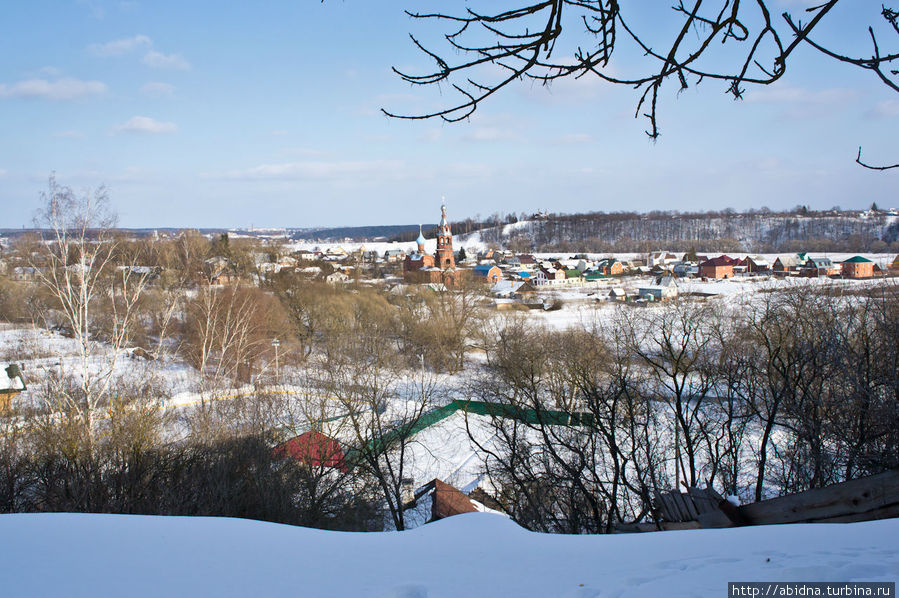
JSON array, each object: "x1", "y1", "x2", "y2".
[{"x1": 435, "y1": 200, "x2": 455, "y2": 270}]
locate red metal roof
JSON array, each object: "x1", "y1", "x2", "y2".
[{"x1": 273, "y1": 431, "x2": 347, "y2": 472}]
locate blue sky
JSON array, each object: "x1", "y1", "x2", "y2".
[{"x1": 0, "y1": 1, "x2": 896, "y2": 228}]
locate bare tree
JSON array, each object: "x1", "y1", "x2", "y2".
[
  {"x1": 318, "y1": 335, "x2": 438, "y2": 531},
  {"x1": 628, "y1": 302, "x2": 716, "y2": 489},
  {"x1": 29, "y1": 175, "x2": 150, "y2": 451}
]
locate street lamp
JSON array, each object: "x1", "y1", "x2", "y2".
[{"x1": 271, "y1": 338, "x2": 281, "y2": 378}]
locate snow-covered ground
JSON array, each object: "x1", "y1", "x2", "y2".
[{"x1": 1, "y1": 512, "x2": 896, "y2": 598}]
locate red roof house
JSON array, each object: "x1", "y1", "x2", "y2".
[
  {"x1": 273, "y1": 431, "x2": 347, "y2": 472},
  {"x1": 700, "y1": 256, "x2": 735, "y2": 279}
]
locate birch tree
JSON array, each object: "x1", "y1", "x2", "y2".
[{"x1": 30, "y1": 175, "x2": 150, "y2": 452}]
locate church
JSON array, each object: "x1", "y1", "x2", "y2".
[{"x1": 403, "y1": 203, "x2": 461, "y2": 286}]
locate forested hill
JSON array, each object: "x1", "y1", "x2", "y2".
[{"x1": 454, "y1": 210, "x2": 899, "y2": 253}]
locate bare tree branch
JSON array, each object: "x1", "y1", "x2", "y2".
[
  {"x1": 382, "y1": 1, "x2": 897, "y2": 165},
  {"x1": 856, "y1": 146, "x2": 899, "y2": 170}
]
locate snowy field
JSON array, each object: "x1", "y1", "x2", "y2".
[{"x1": 1, "y1": 512, "x2": 896, "y2": 598}]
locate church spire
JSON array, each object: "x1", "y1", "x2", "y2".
[{"x1": 416, "y1": 224, "x2": 426, "y2": 253}]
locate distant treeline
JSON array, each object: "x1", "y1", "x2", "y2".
[
  {"x1": 445, "y1": 208, "x2": 899, "y2": 253},
  {"x1": 293, "y1": 224, "x2": 435, "y2": 243}
]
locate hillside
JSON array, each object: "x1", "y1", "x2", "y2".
[
  {"x1": 1, "y1": 513, "x2": 895, "y2": 597},
  {"x1": 454, "y1": 211, "x2": 899, "y2": 254}
]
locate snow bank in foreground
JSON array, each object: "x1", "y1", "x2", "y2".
[{"x1": 2, "y1": 513, "x2": 897, "y2": 597}]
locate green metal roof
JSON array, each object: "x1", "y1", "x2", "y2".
[{"x1": 842, "y1": 256, "x2": 873, "y2": 263}]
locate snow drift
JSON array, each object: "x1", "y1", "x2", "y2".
[{"x1": 1, "y1": 513, "x2": 896, "y2": 597}]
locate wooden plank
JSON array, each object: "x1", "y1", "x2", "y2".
[
  {"x1": 677, "y1": 492, "x2": 701, "y2": 520},
  {"x1": 809, "y1": 503, "x2": 899, "y2": 524},
  {"x1": 657, "y1": 492, "x2": 683, "y2": 521},
  {"x1": 660, "y1": 520, "x2": 701, "y2": 531},
  {"x1": 738, "y1": 470, "x2": 899, "y2": 526},
  {"x1": 664, "y1": 493, "x2": 690, "y2": 522},
  {"x1": 687, "y1": 487, "x2": 720, "y2": 515},
  {"x1": 696, "y1": 510, "x2": 735, "y2": 528}
]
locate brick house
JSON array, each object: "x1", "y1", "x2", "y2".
[
  {"x1": 699, "y1": 256, "x2": 734, "y2": 279},
  {"x1": 471, "y1": 264, "x2": 502, "y2": 284},
  {"x1": 841, "y1": 256, "x2": 875, "y2": 279},
  {"x1": 595, "y1": 258, "x2": 623, "y2": 276}
]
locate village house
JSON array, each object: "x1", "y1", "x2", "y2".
[
  {"x1": 516, "y1": 254, "x2": 537, "y2": 268},
  {"x1": 472, "y1": 264, "x2": 502, "y2": 284},
  {"x1": 563, "y1": 269, "x2": 583, "y2": 285},
  {"x1": 534, "y1": 266, "x2": 566, "y2": 286},
  {"x1": 699, "y1": 256, "x2": 734, "y2": 279},
  {"x1": 741, "y1": 255, "x2": 771, "y2": 274},
  {"x1": 10, "y1": 266, "x2": 38, "y2": 282},
  {"x1": 672, "y1": 262, "x2": 698, "y2": 277},
  {"x1": 841, "y1": 256, "x2": 875, "y2": 279},
  {"x1": 646, "y1": 251, "x2": 679, "y2": 268},
  {"x1": 325, "y1": 271, "x2": 350, "y2": 284},
  {"x1": 478, "y1": 249, "x2": 495, "y2": 262},
  {"x1": 595, "y1": 257, "x2": 624, "y2": 276},
  {"x1": 277, "y1": 256, "x2": 299, "y2": 269},
  {"x1": 891, "y1": 255, "x2": 899, "y2": 275},
  {"x1": 802, "y1": 257, "x2": 839, "y2": 277},
  {"x1": 491, "y1": 280, "x2": 537, "y2": 299},
  {"x1": 607, "y1": 287, "x2": 627, "y2": 301},
  {"x1": 203, "y1": 256, "x2": 238, "y2": 285},
  {"x1": 384, "y1": 248, "x2": 406, "y2": 262},
  {"x1": 273, "y1": 431, "x2": 347, "y2": 472},
  {"x1": 323, "y1": 247, "x2": 349, "y2": 261},
  {"x1": 772, "y1": 255, "x2": 803, "y2": 275},
  {"x1": 639, "y1": 276, "x2": 678, "y2": 301}
]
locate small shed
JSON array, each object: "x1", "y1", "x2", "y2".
[{"x1": 1, "y1": 364, "x2": 26, "y2": 412}]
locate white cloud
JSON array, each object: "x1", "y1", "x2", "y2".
[
  {"x1": 866, "y1": 100, "x2": 899, "y2": 119},
  {"x1": 142, "y1": 51, "x2": 190, "y2": 70},
  {"x1": 221, "y1": 160, "x2": 404, "y2": 181},
  {"x1": 0, "y1": 169, "x2": 7, "y2": 178},
  {"x1": 140, "y1": 82, "x2": 175, "y2": 97},
  {"x1": 38, "y1": 66, "x2": 61, "y2": 77},
  {"x1": 89, "y1": 34, "x2": 152, "y2": 57},
  {"x1": 115, "y1": 116, "x2": 178, "y2": 134},
  {"x1": 0, "y1": 78, "x2": 107, "y2": 100}
]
